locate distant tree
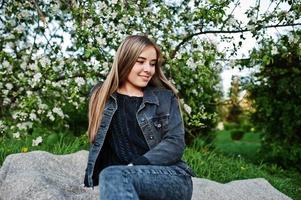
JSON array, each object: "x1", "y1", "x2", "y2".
[
  {"x1": 226, "y1": 75, "x2": 242, "y2": 123},
  {"x1": 243, "y1": 30, "x2": 301, "y2": 170}
]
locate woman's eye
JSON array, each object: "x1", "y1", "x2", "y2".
[
  {"x1": 150, "y1": 63, "x2": 156, "y2": 66},
  {"x1": 137, "y1": 61, "x2": 144, "y2": 64}
]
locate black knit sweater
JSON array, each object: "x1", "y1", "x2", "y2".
[{"x1": 106, "y1": 93, "x2": 150, "y2": 165}]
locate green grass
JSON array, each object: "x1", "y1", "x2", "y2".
[
  {"x1": 185, "y1": 131, "x2": 301, "y2": 200},
  {"x1": 183, "y1": 146, "x2": 301, "y2": 200},
  {"x1": 0, "y1": 132, "x2": 89, "y2": 166},
  {"x1": 1, "y1": 130, "x2": 300, "y2": 199},
  {"x1": 214, "y1": 130, "x2": 261, "y2": 163}
]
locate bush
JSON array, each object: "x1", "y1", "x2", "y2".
[{"x1": 244, "y1": 31, "x2": 301, "y2": 171}]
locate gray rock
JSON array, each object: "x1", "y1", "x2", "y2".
[{"x1": 0, "y1": 151, "x2": 292, "y2": 200}]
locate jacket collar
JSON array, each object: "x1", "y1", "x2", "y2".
[
  {"x1": 143, "y1": 86, "x2": 159, "y2": 105},
  {"x1": 110, "y1": 85, "x2": 159, "y2": 106}
]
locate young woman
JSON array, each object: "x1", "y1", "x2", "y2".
[{"x1": 84, "y1": 35, "x2": 195, "y2": 200}]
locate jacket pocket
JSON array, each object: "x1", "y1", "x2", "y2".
[{"x1": 152, "y1": 115, "x2": 169, "y2": 137}]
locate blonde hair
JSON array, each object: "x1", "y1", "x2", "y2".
[{"x1": 88, "y1": 35, "x2": 178, "y2": 143}]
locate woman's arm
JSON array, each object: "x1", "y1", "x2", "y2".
[{"x1": 134, "y1": 94, "x2": 185, "y2": 165}]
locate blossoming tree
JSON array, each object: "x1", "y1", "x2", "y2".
[{"x1": 0, "y1": 0, "x2": 300, "y2": 146}]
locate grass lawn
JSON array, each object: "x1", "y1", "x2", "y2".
[
  {"x1": 185, "y1": 130, "x2": 301, "y2": 200},
  {"x1": 1, "y1": 130, "x2": 300, "y2": 199},
  {"x1": 215, "y1": 130, "x2": 261, "y2": 163}
]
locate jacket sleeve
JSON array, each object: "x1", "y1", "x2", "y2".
[{"x1": 140, "y1": 94, "x2": 185, "y2": 165}]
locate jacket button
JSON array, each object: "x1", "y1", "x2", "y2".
[
  {"x1": 141, "y1": 118, "x2": 145, "y2": 122},
  {"x1": 156, "y1": 123, "x2": 162, "y2": 128},
  {"x1": 149, "y1": 135, "x2": 154, "y2": 140}
]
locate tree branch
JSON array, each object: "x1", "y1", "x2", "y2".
[
  {"x1": 0, "y1": 0, "x2": 4, "y2": 9},
  {"x1": 220, "y1": 0, "x2": 240, "y2": 30},
  {"x1": 170, "y1": 22, "x2": 301, "y2": 59}
]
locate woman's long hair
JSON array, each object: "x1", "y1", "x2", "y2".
[{"x1": 88, "y1": 35, "x2": 178, "y2": 143}]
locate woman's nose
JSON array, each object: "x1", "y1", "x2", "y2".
[{"x1": 143, "y1": 64, "x2": 152, "y2": 71}]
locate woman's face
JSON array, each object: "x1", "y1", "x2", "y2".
[{"x1": 123, "y1": 46, "x2": 157, "y2": 92}]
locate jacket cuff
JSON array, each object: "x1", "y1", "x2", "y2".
[{"x1": 132, "y1": 156, "x2": 150, "y2": 165}]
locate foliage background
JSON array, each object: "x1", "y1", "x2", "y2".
[{"x1": 0, "y1": 0, "x2": 300, "y2": 171}]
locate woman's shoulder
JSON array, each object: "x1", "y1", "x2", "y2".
[{"x1": 147, "y1": 86, "x2": 176, "y2": 98}]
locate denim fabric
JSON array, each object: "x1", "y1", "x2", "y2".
[
  {"x1": 99, "y1": 165, "x2": 193, "y2": 200},
  {"x1": 84, "y1": 85, "x2": 195, "y2": 187}
]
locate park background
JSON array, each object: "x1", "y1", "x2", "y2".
[{"x1": 0, "y1": 0, "x2": 300, "y2": 199}]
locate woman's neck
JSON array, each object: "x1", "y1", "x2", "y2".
[{"x1": 117, "y1": 85, "x2": 144, "y2": 97}]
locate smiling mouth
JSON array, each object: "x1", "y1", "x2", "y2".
[{"x1": 140, "y1": 75, "x2": 150, "y2": 79}]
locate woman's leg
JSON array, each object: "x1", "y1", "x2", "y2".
[{"x1": 99, "y1": 165, "x2": 192, "y2": 200}]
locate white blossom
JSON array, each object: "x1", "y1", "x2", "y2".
[
  {"x1": 52, "y1": 3, "x2": 60, "y2": 13},
  {"x1": 18, "y1": 72, "x2": 24, "y2": 79},
  {"x1": 3, "y1": 90, "x2": 9, "y2": 96},
  {"x1": 246, "y1": 24, "x2": 256, "y2": 32},
  {"x1": 112, "y1": 0, "x2": 118, "y2": 4},
  {"x1": 117, "y1": 23, "x2": 125, "y2": 31},
  {"x1": 288, "y1": 34, "x2": 295, "y2": 44},
  {"x1": 5, "y1": 42, "x2": 14, "y2": 51},
  {"x1": 33, "y1": 72, "x2": 42, "y2": 82},
  {"x1": 85, "y1": 19, "x2": 94, "y2": 27},
  {"x1": 175, "y1": 53, "x2": 182, "y2": 59},
  {"x1": 17, "y1": 122, "x2": 32, "y2": 130},
  {"x1": 20, "y1": 10, "x2": 30, "y2": 18},
  {"x1": 90, "y1": 56, "x2": 100, "y2": 66},
  {"x1": 32, "y1": 136, "x2": 43, "y2": 146},
  {"x1": 192, "y1": 89, "x2": 198, "y2": 95},
  {"x1": 96, "y1": 1, "x2": 107, "y2": 10},
  {"x1": 5, "y1": 83, "x2": 13, "y2": 90},
  {"x1": 3, "y1": 98, "x2": 11, "y2": 105},
  {"x1": 75, "y1": 77, "x2": 85, "y2": 87},
  {"x1": 29, "y1": 113, "x2": 37, "y2": 121},
  {"x1": 227, "y1": 17, "x2": 236, "y2": 26},
  {"x1": 271, "y1": 46, "x2": 278, "y2": 55},
  {"x1": 20, "y1": 62, "x2": 27, "y2": 70},
  {"x1": 40, "y1": 57, "x2": 51, "y2": 67},
  {"x1": 39, "y1": 103, "x2": 48, "y2": 110},
  {"x1": 29, "y1": 63, "x2": 38, "y2": 71},
  {"x1": 13, "y1": 132, "x2": 20, "y2": 139},
  {"x1": 3, "y1": 60, "x2": 10, "y2": 69},
  {"x1": 15, "y1": 24, "x2": 25, "y2": 33},
  {"x1": 8, "y1": 19, "x2": 16, "y2": 26},
  {"x1": 52, "y1": 107, "x2": 64, "y2": 118},
  {"x1": 53, "y1": 64, "x2": 62, "y2": 72},
  {"x1": 26, "y1": 91, "x2": 33, "y2": 96},
  {"x1": 4, "y1": 34, "x2": 15, "y2": 42},
  {"x1": 0, "y1": 121, "x2": 6, "y2": 131},
  {"x1": 183, "y1": 104, "x2": 192, "y2": 115},
  {"x1": 186, "y1": 58, "x2": 197, "y2": 71},
  {"x1": 216, "y1": 122, "x2": 224, "y2": 130},
  {"x1": 111, "y1": 11, "x2": 117, "y2": 19},
  {"x1": 52, "y1": 81, "x2": 61, "y2": 87},
  {"x1": 47, "y1": 111, "x2": 55, "y2": 121},
  {"x1": 72, "y1": 101, "x2": 79, "y2": 109}
]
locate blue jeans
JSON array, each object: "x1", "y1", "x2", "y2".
[{"x1": 99, "y1": 165, "x2": 193, "y2": 200}]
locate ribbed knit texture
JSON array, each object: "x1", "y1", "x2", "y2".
[{"x1": 108, "y1": 93, "x2": 150, "y2": 165}]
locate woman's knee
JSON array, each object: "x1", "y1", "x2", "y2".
[{"x1": 99, "y1": 165, "x2": 125, "y2": 183}]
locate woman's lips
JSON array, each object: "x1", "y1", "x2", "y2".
[{"x1": 140, "y1": 75, "x2": 150, "y2": 80}]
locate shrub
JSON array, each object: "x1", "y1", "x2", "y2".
[{"x1": 244, "y1": 31, "x2": 301, "y2": 171}]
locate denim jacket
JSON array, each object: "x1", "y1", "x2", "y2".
[{"x1": 84, "y1": 85, "x2": 195, "y2": 187}]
